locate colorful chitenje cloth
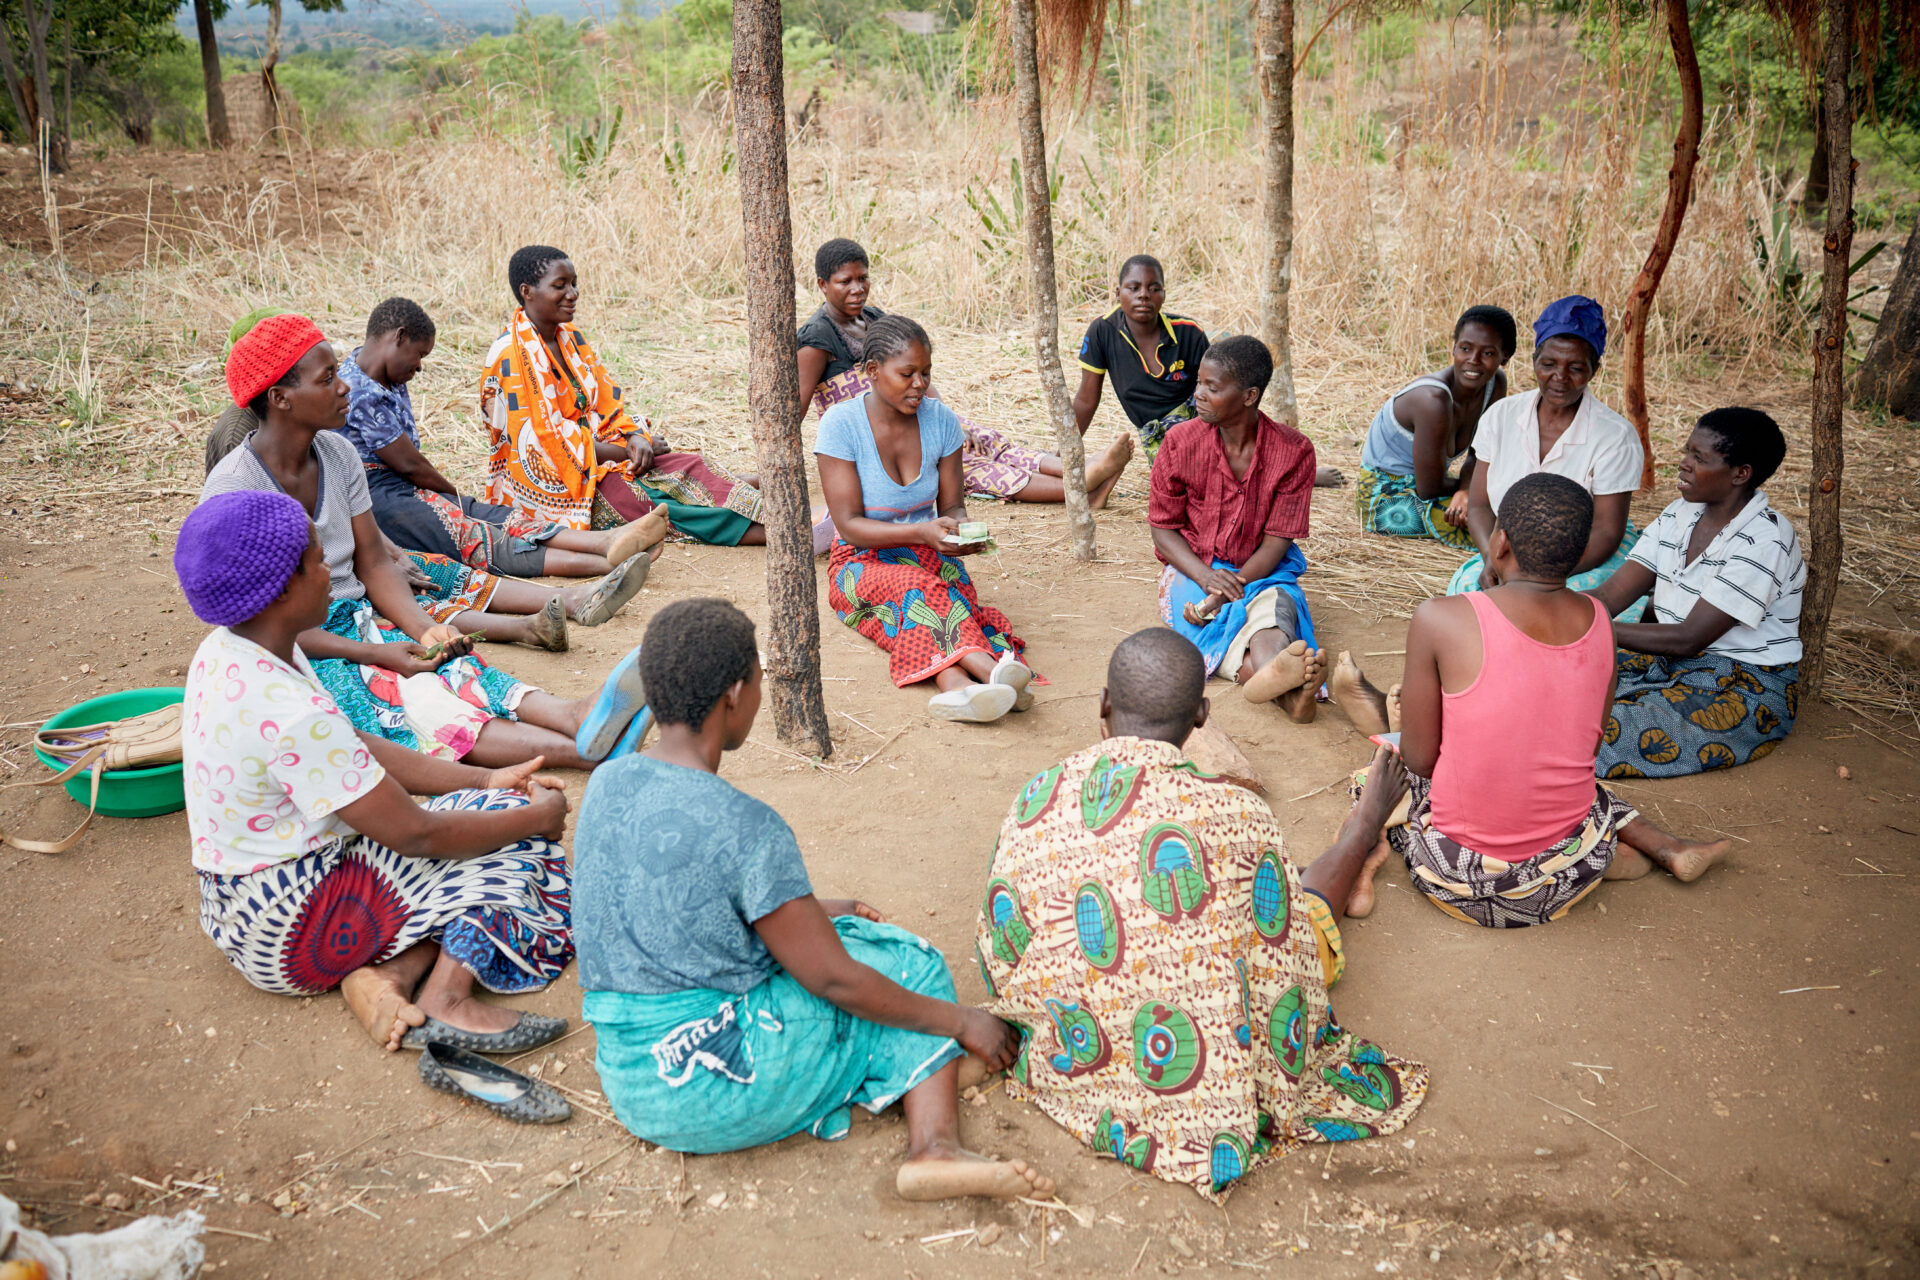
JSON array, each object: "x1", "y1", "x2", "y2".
[
  {"x1": 1157, "y1": 547, "x2": 1317, "y2": 678},
  {"x1": 198, "y1": 787, "x2": 572, "y2": 995},
  {"x1": 1597, "y1": 650, "x2": 1797, "y2": 779},
  {"x1": 1383, "y1": 774, "x2": 1637, "y2": 928},
  {"x1": 481, "y1": 308, "x2": 761, "y2": 541},
  {"x1": 826, "y1": 543, "x2": 1029, "y2": 687},
  {"x1": 975, "y1": 736, "x2": 1427, "y2": 1199},
  {"x1": 312, "y1": 595, "x2": 528, "y2": 759},
  {"x1": 1353, "y1": 467, "x2": 1474, "y2": 548},
  {"x1": 372, "y1": 477, "x2": 567, "y2": 576},
  {"x1": 1447, "y1": 521, "x2": 1641, "y2": 597},
  {"x1": 812, "y1": 367, "x2": 1050, "y2": 501},
  {"x1": 1136, "y1": 400, "x2": 1198, "y2": 461},
  {"x1": 587, "y1": 916, "x2": 965, "y2": 1153}
]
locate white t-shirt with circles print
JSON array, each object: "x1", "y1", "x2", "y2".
[{"x1": 183, "y1": 628, "x2": 386, "y2": 876}]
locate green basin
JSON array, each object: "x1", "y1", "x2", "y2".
[{"x1": 32, "y1": 687, "x2": 187, "y2": 819}]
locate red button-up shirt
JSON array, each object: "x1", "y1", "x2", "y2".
[{"x1": 1148, "y1": 412, "x2": 1316, "y2": 568}]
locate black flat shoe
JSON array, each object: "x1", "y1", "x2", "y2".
[
  {"x1": 418, "y1": 1042, "x2": 571, "y2": 1125},
  {"x1": 400, "y1": 1012, "x2": 568, "y2": 1054}
]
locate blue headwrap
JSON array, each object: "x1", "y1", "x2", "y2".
[{"x1": 1533, "y1": 295, "x2": 1607, "y2": 362}]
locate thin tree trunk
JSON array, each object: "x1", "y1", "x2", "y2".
[
  {"x1": 193, "y1": 0, "x2": 232, "y2": 149},
  {"x1": 18, "y1": 0, "x2": 64, "y2": 171},
  {"x1": 0, "y1": 24, "x2": 33, "y2": 150},
  {"x1": 1850, "y1": 212, "x2": 1920, "y2": 418},
  {"x1": 731, "y1": 0, "x2": 833, "y2": 757},
  {"x1": 1804, "y1": 98, "x2": 1828, "y2": 206},
  {"x1": 1800, "y1": 0, "x2": 1854, "y2": 696},
  {"x1": 1257, "y1": 0, "x2": 1298, "y2": 422},
  {"x1": 263, "y1": 0, "x2": 285, "y2": 133},
  {"x1": 1008, "y1": 0, "x2": 1095, "y2": 561},
  {"x1": 1620, "y1": 0, "x2": 1702, "y2": 491},
  {"x1": 60, "y1": 16, "x2": 71, "y2": 159}
]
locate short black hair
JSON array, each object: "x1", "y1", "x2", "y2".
[
  {"x1": 1105, "y1": 628, "x2": 1205, "y2": 743},
  {"x1": 639, "y1": 599, "x2": 758, "y2": 732},
  {"x1": 247, "y1": 364, "x2": 306, "y2": 420},
  {"x1": 1496, "y1": 472, "x2": 1593, "y2": 579},
  {"x1": 1118, "y1": 253, "x2": 1163, "y2": 284},
  {"x1": 863, "y1": 313, "x2": 930, "y2": 368},
  {"x1": 1695, "y1": 407, "x2": 1787, "y2": 489},
  {"x1": 367, "y1": 296, "x2": 437, "y2": 345},
  {"x1": 1454, "y1": 305, "x2": 1517, "y2": 359},
  {"x1": 1199, "y1": 334, "x2": 1273, "y2": 394},
  {"x1": 508, "y1": 244, "x2": 571, "y2": 308},
  {"x1": 815, "y1": 237, "x2": 868, "y2": 281}
]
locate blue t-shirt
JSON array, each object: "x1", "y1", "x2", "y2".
[
  {"x1": 573, "y1": 755, "x2": 814, "y2": 996},
  {"x1": 814, "y1": 393, "x2": 964, "y2": 524},
  {"x1": 335, "y1": 347, "x2": 419, "y2": 469}
]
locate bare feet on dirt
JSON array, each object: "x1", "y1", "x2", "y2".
[
  {"x1": 1242, "y1": 638, "x2": 1310, "y2": 703},
  {"x1": 1087, "y1": 433, "x2": 1135, "y2": 508},
  {"x1": 606, "y1": 508, "x2": 671, "y2": 565},
  {"x1": 1386, "y1": 682, "x2": 1402, "y2": 733},
  {"x1": 1345, "y1": 837, "x2": 1396, "y2": 918},
  {"x1": 1655, "y1": 836, "x2": 1735, "y2": 883},
  {"x1": 956, "y1": 1053, "x2": 995, "y2": 1093},
  {"x1": 341, "y1": 967, "x2": 426, "y2": 1053},
  {"x1": 1604, "y1": 848, "x2": 1654, "y2": 880},
  {"x1": 895, "y1": 1148, "x2": 1054, "y2": 1202},
  {"x1": 1275, "y1": 648, "x2": 1326, "y2": 723},
  {"x1": 1328, "y1": 651, "x2": 1390, "y2": 736}
]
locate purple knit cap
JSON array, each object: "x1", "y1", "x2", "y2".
[
  {"x1": 174, "y1": 490, "x2": 314, "y2": 626},
  {"x1": 1533, "y1": 295, "x2": 1607, "y2": 361}
]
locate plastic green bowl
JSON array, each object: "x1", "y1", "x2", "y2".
[{"x1": 32, "y1": 687, "x2": 187, "y2": 819}]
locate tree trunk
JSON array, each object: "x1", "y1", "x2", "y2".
[
  {"x1": 1620, "y1": 0, "x2": 1702, "y2": 491},
  {"x1": 1008, "y1": 0, "x2": 1096, "y2": 561},
  {"x1": 1257, "y1": 0, "x2": 1298, "y2": 423},
  {"x1": 1850, "y1": 212, "x2": 1920, "y2": 418},
  {"x1": 731, "y1": 0, "x2": 834, "y2": 757},
  {"x1": 1804, "y1": 98, "x2": 1828, "y2": 206},
  {"x1": 193, "y1": 0, "x2": 232, "y2": 149},
  {"x1": 60, "y1": 16, "x2": 71, "y2": 159},
  {"x1": 0, "y1": 24, "x2": 33, "y2": 150},
  {"x1": 18, "y1": 0, "x2": 64, "y2": 171},
  {"x1": 1800, "y1": 0, "x2": 1854, "y2": 696},
  {"x1": 263, "y1": 0, "x2": 287, "y2": 134}
]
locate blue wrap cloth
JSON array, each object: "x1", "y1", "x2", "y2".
[{"x1": 1159, "y1": 545, "x2": 1317, "y2": 676}]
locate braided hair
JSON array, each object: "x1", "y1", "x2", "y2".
[{"x1": 861, "y1": 314, "x2": 931, "y2": 369}]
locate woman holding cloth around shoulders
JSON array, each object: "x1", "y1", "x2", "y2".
[
  {"x1": 815, "y1": 315, "x2": 1036, "y2": 724},
  {"x1": 1448, "y1": 295, "x2": 1644, "y2": 596}
]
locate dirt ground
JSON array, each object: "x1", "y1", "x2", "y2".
[{"x1": 3, "y1": 139, "x2": 1920, "y2": 1279}]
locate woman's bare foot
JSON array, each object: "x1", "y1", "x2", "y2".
[
  {"x1": 1604, "y1": 847, "x2": 1654, "y2": 880},
  {"x1": 1655, "y1": 836, "x2": 1734, "y2": 883},
  {"x1": 1087, "y1": 433, "x2": 1135, "y2": 509},
  {"x1": 1328, "y1": 651, "x2": 1390, "y2": 736},
  {"x1": 1344, "y1": 836, "x2": 1396, "y2": 918},
  {"x1": 1386, "y1": 683, "x2": 1402, "y2": 734},
  {"x1": 605, "y1": 508, "x2": 671, "y2": 566},
  {"x1": 1242, "y1": 638, "x2": 1310, "y2": 703},
  {"x1": 1275, "y1": 648, "x2": 1326, "y2": 722},
  {"x1": 341, "y1": 966, "x2": 425, "y2": 1052},
  {"x1": 956, "y1": 1053, "x2": 996, "y2": 1093},
  {"x1": 896, "y1": 1147, "x2": 1054, "y2": 1202}
]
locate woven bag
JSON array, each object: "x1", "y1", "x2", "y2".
[{"x1": 2, "y1": 704, "x2": 183, "y2": 853}]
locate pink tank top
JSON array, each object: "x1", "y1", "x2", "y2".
[{"x1": 1428, "y1": 592, "x2": 1614, "y2": 865}]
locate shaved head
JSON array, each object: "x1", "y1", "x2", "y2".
[{"x1": 1104, "y1": 628, "x2": 1206, "y2": 744}]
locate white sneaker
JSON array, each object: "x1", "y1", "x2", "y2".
[
  {"x1": 989, "y1": 655, "x2": 1033, "y2": 710},
  {"x1": 928, "y1": 682, "x2": 1018, "y2": 723}
]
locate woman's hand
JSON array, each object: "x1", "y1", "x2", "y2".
[
  {"x1": 1198, "y1": 566, "x2": 1245, "y2": 600},
  {"x1": 484, "y1": 755, "x2": 567, "y2": 796},
  {"x1": 921, "y1": 517, "x2": 962, "y2": 550},
  {"x1": 626, "y1": 432, "x2": 656, "y2": 476},
  {"x1": 953, "y1": 1007, "x2": 1023, "y2": 1073},
  {"x1": 1183, "y1": 593, "x2": 1226, "y2": 626},
  {"x1": 1444, "y1": 488, "x2": 1471, "y2": 527},
  {"x1": 818, "y1": 898, "x2": 885, "y2": 922},
  {"x1": 418, "y1": 624, "x2": 473, "y2": 662},
  {"x1": 523, "y1": 777, "x2": 571, "y2": 841},
  {"x1": 371, "y1": 641, "x2": 452, "y2": 677}
]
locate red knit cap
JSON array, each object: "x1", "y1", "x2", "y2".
[{"x1": 225, "y1": 312, "x2": 327, "y2": 408}]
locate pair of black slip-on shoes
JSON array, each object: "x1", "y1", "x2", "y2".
[{"x1": 403, "y1": 1012, "x2": 572, "y2": 1125}]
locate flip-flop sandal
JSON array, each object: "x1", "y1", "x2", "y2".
[
  {"x1": 575, "y1": 645, "x2": 646, "y2": 761},
  {"x1": 607, "y1": 704, "x2": 654, "y2": 759},
  {"x1": 418, "y1": 1042, "x2": 571, "y2": 1125},
  {"x1": 574, "y1": 554, "x2": 649, "y2": 627},
  {"x1": 400, "y1": 1011, "x2": 569, "y2": 1054}
]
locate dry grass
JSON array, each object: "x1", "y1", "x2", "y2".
[{"x1": 0, "y1": 9, "x2": 1914, "y2": 739}]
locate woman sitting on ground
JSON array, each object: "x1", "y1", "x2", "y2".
[
  {"x1": 1449, "y1": 295, "x2": 1644, "y2": 596},
  {"x1": 576, "y1": 598, "x2": 1055, "y2": 1203},
  {"x1": 1591, "y1": 408, "x2": 1804, "y2": 778},
  {"x1": 1352, "y1": 473, "x2": 1732, "y2": 929},
  {"x1": 206, "y1": 309, "x2": 644, "y2": 655},
  {"x1": 178, "y1": 489, "x2": 575, "y2": 1055},
  {"x1": 483, "y1": 245, "x2": 768, "y2": 545},
  {"x1": 205, "y1": 313, "x2": 649, "y2": 770},
  {"x1": 815, "y1": 315, "x2": 1036, "y2": 725},
  {"x1": 340, "y1": 296, "x2": 666, "y2": 581},
  {"x1": 1355, "y1": 305, "x2": 1514, "y2": 547},
  {"x1": 800, "y1": 237, "x2": 1135, "y2": 508}
]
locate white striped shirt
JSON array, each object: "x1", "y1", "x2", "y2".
[{"x1": 1626, "y1": 492, "x2": 1804, "y2": 664}]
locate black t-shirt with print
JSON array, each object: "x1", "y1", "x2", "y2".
[
  {"x1": 1076, "y1": 307, "x2": 1210, "y2": 428},
  {"x1": 797, "y1": 303, "x2": 887, "y2": 382}
]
